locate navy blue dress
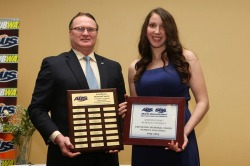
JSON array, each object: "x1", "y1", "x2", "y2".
[{"x1": 132, "y1": 63, "x2": 200, "y2": 166}]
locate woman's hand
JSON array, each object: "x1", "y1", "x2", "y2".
[
  {"x1": 165, "y1": 134, "x2": 188, "y2": 152},
  {"x1": 118, "y1": 101, "x2": 127, "y2": 118},
  {"x1": 118, "y1": 94, "x2": 129, "y2": 118},
  {"x1": 182, "y1": 134, "x2": 188, "y2": 150}
]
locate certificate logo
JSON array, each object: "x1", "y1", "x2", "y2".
[
  {"x1": 142, "y1": 107, "x2": 153, "y2": 112},
  {"x1": 155, "y1": 108, "x2": 166, "y2": 113},
  {"x1": 141, "y1": 107, "x2": 166, "y2": 113},
  {"x1": 74, "y1": 96, "x2": 88, "y2": 102}
]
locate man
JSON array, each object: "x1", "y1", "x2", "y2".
[{"x1": 28, "y1": 12, "x2": 126, "y2": 166}]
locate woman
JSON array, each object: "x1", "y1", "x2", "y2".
[{"x1": 119, "y1": 7, "x2": 209, "y2": 166}]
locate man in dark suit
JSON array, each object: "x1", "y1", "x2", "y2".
[{"x1": 28, "y1": 12, "x2": 126, "y2": 166}]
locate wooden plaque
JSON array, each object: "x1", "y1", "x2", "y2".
[
  {"x1": 67, "y1": 88, "x2": 123, "y2": 152},
  {"x1": 123, "y1": 96, "x2": 185, "y2": 147}
]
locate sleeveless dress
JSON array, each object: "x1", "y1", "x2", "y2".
[{"x1": 132, "y1": 63, "x2": 200, "y2": 166}]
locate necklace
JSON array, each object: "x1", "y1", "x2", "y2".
[
  {"x1": 150, "y1": 60, "x2": 168, "y2": 69},
  {"x1": 149, "y1": 62, "x2": 163, "y2": 69}
]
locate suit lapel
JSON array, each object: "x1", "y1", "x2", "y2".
[
  {"x1": 95, "y1": 54, "x2": 107, "y2": 88},
  {"x1": 65, "y1": 50, "x2": 89, "y2": 89}
]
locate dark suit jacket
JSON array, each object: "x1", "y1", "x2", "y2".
[{"x1": 28, "y1": 50, "x2": 126, "y2": 166}]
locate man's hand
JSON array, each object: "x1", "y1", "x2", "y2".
[
  {"x1": 107, "y1": 150, "x2": 119, "y2": 153},
  {"x1": 54, "y1": 134, "x2": 81, "y2": 158}
]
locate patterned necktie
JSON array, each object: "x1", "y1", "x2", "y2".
[{"x1": 83, "y1": 56, "x2": 99, "y2": 89}]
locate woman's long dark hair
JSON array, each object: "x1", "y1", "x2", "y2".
[{"x1": 134, "y1": 8, "x2": 191, "y2": 84}]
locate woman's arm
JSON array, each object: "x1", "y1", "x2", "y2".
[
  {"x1": 118, "y1": 59, "x2": 139, "y2": 118},
  {"x1": 128, "y1": 59, "x2": 138, "y2": 97},
  {"x1": 183, "y1": 50, "x2": 210, "y2": 137}
]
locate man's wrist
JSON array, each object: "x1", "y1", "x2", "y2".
[{"x1": 49, "y1": 131, "x2": 62, "y2": 144}]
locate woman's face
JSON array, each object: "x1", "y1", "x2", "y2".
[{"x1": 147, "y1": 13, "x2": 166, "y2": 49}]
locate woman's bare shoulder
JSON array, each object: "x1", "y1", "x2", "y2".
[
  {"x1": 183, "y1": 49, "x2": 198, "y2": 61},
  {"x1": 129, "y1": 59, "x2": 139, "y2": 69}
]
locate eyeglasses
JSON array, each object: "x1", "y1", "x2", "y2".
[{"x1": 70, "y1": 26, "x2": 98, "y2": 33}]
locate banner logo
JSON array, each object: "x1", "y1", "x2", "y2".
[
  {"x1": 0, "y1": 104, "x2": 16, "y2": 117},
  {"x1": 0, "y1": 139, "x2": 15, "y2": 153},
  {"x1": 0, "y1": 88, "x2": 17, "y2": 97},
  {"x1": 0, "y1": 69, "x2": 17, "y2": 82},
  {"x1": 0, "y1": 160, "x2": 15, "y2": 166},
  {"x1": 0, "y1": 55, "x2": 18, "y2": 63},
  {"x1": 0, "y1": 36, "x2": 18, "y2": 48},
  {"x1": 0, "y1": 21, "x2": 19, "y2": 29}
]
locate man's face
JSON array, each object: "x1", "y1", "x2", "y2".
[{"x1": 69, "y1": 16, "x2": 98, "y2": 53}]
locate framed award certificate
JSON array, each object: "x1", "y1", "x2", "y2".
[
  {"x1": 123, "y1": 96, "x2": 185, "y2": 147},
  {"x1": 67, "y1": 88, "x2": 123, "y2": 152}
]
